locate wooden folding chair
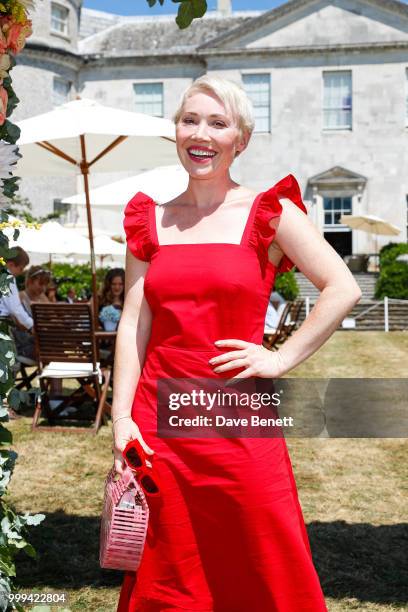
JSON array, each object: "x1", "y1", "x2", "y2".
[
  {"x1": 281, "y1": 299, "x2": 305, "y2": 341},
  {"x1": 31, "y1": 302, "x2": 111, "y2": 434},
  {"x1": 263, "y1": 302, "x2": 293, "y2": 351},
  {"x1": 14, "y1": 355, "x2": 39, "y2": 391}
]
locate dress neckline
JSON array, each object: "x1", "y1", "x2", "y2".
[{"x1": 146, "y1": 191, "x2": 264, "y2": 249}]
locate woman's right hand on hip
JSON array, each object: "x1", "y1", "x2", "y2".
[{"x1": 112, "y1": 417, "x2": 155, "y2": 475}]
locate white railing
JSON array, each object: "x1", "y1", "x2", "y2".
[
  {"x1": 343, "y1": 297, "x2": 408, "y2": 332},
  {"x1": 304, "y1": 297, "x2": 407, "y2": 331}
]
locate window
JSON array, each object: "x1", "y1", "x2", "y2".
[
  {"x1": 51, "y1": 3, "x2": 69, "y2": 36},
  {"x1": 406, "y1": 69, "x2": 408, "y2": 126},
  {"x1": 242, "y1": 73, "x2": 271, "y2": 133},
  {"x1": 53, "y1": 198, "x2": 70, "y2": 222},
  {"x1": 52, "y1": 77, "x2": 71, "y2": 106},
  {"x1": 323, "y1": 71, "x2": 352, "y2": 130},
  {"x1": 323, "y1": 196, "x2": 352, "y2": 226},
  {"x1": 134, "y1": 82, "x2": 163, "y2": 117}
]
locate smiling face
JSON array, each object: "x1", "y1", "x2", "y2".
[
  {"x1": 176, "y1": 91, "x2": 248, "y2": 179},
  {"x1": 29, "y1": 276, "x2": 48, "y2": 297},
  {"x1": 110, "y1": 275, "x2": 124, "y2": 298}
]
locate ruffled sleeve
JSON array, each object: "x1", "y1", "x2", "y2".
[
  {"x1": 123, "y1": 192, "x2": 157, "y2": 262},
  {"x1": 249, "y1": 174, "x2": 307, "y2": 275}
]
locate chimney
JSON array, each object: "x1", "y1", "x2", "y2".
[{"x1": 218, "y1": 0, "x2": 232, "y2": 16}]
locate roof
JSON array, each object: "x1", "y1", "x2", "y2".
[
  {"x1": 79, "y1": 11, "x2": 261, "y2": 56},
  {"x1": 198, "y1": 0, "x2": 408, "y2": 49}
]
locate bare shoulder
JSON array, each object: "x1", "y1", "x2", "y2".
[{"x1": 230, "y1": 185, "x2": 258, "y2": 203}]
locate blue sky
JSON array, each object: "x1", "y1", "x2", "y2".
[
  {"x1": 83, "y1": 1, "x2": 285, "y2": 16},
  {"x1": 83, "y1": 0, "x2": 408, "y2": 16}
]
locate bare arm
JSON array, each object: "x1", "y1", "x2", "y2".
[
  {"x1": 272, "y1": 198, "x2": 362, "y2": 372},
  {"x1": 211, "y1": 199, "x2": 362, "y2": 377},
  {"x1": 111, "y1": 247, "x2": 154, "y2": 473}
]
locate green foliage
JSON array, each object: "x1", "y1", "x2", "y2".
[
  {"x1": 1, "y1": 176, "x2": 20, "y2": 201},
  {"x1": 4, "y1": 194, "x2": 64, "y2": 224},
  {"x1": 378, "y1": 242, "x2": 408, "y2": 268},
  {"x1": 146, "y1": 0, "x2": 208, "y2": 29},
  {"x1": 375, "y1": 242, "x2": 408, "y2": 299},
  {"x1": 50, "y1": 263, "x2": 109, "y2": 300},
  {"x1": 0, "y1": 10, "x2": 45, "y2": 606},
  {"x1": 3, "y1": 76, "x2": 20, "y2": 119},
  {"x1": 274, "y1": 270, "x2": 299, "y2": 301},
  {"x1": 0, "y1": 501, "x2": 45, "y2": 596}
]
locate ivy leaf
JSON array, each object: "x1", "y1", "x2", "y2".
[
  {"x1": 0, "y1": 556, "x2": 16, "y2": 577},
  {"x1": 0, "y1": 425, "x2": 12, "y2": 445},
  {"x1": 9, "y1": 539, "x2": 27, "y2": 548},
  {"x1": 176, "y1": 1, "x2": 194, "y2": 29},
  {"x1": 2, "y1": 175, "x2": 20, "y2": 198},
  {"x1": 192, "y1": 0, "x2": 207, "y2": 18},
  {"x1": 24, "y1": 513, "x2": 46, "y2": 527},
  {"x1": 23, "y1": 542, "x2": 37, "y2": 558},
  {"x1": 0, "y1": 468, "x2": 11, "y2": 491},
  {"x1": 1, "y1": 120, "x2": 21, "y2": 144}
]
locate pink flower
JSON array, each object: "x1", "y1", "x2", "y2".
[
  {"x1": 0, "y1": 17, "x2": 32, "y2": 54},
  {"x1": 0, "y1": 85, "x2": 8, "y2": 125}
]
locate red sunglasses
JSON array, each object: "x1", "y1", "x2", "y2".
[{"x1": 123, "y1": 439, "x2": 160, "y2": 497}]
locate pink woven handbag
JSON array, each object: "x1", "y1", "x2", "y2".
[{"x1": 100, "y1": 465, "x2": 149, "y2": 571}]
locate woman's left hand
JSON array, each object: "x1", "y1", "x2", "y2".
[{"x1": 209, "y1": 339, "x2": 287, "y2": 380}]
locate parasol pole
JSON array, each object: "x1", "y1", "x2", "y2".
[
  {"x1": 375, "y1": 231, "x2": 379, "y2": 272},
  {"x1": 34, "y1": 126, "x2": 132, "y2": 324},
  {"x1": 79, "y1": 134, "x2": 99, "y2": 323}
]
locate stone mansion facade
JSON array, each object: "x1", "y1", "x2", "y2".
[{"x1": 12, "y1": 0, "x2": 408, "y2": 255}]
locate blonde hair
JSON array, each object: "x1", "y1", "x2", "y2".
[{"x1": 172, "y1": 75, "x2": 255, "y2": 140}]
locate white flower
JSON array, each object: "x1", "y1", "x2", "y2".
[{"x1": 0, "y1": 141, "x2": 19, "y2": 180}]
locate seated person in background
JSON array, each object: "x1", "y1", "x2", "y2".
[
  {"x1": 98, "y1": 268, "x2": 125, "y2": 331},
  {"x1": 0, "y1": 247, "x2": 33, "y2": 333},
  {"x1": 19, "y1": 266, "x2": 51, "y2": 315},
  {"x1": 0, "y1": 247, "x2": 34, "y2": 417},
  {"x1": 14, "y1": 265, "x2": 51, "y2": 361},
  {"x1": 65, "y1": 287, "x2": 76, "y2": 304},
  {"x1": 99, "y1": 268, "x2": 125, "y2": 311},
  {"x1": 98, "y1": 269, "x2": 124, "y2": 368},
  {"x1": 264, "y1": 291, "x2": 288, "y2": 333},
  {"x1": 45, "y1": 284, "x2": 58, "y2": 303}
]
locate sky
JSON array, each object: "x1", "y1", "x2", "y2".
[
  {"x1": 83, "y1": 1, "x2": 286, "y2": 16},
  {"x1": 83, "y1": 0, "x2": 408, "y2": 16}
]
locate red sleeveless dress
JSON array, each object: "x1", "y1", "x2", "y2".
[{"x1": 117, "y1": 175, "x2": 327, "y2": 612}]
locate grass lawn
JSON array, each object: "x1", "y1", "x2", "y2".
[{"x1": 6, "y1": 331, "x2": 408, "y2": 611}]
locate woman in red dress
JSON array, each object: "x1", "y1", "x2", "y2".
[{"x1": 112, "y1": 75, "x2": 361, "y2": 611}]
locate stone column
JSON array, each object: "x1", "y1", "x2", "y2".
[{"x1": 218, "y1": 0, "x2": 232, "y2": 16}]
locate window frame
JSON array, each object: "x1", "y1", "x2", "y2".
[
  {"x1": 50, "y1": 2, "x2": 70, "y2": 38},
  {"x1": 133, "y1": 82, "x2": 164, "y2": 118},
  {"x1": 322, "y1": 70, "x2": 353, "y2": 131},
  {"x1": 241, "y1": 72, "x2": 271, "y2": 134},
  {"x1": 52, "y1": 76, "x2": 72, "y2": 107},
  {"x1": 323, "y1": 195, "x2": 353, "y2": 228}
]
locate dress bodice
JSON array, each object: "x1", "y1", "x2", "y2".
[{"x1": 123, "y1": 174, "x2": 307, "y2": 352}]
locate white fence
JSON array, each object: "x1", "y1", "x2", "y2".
[{"x1": 303, "y1": 296, "x2": 408, "y2": 332}]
